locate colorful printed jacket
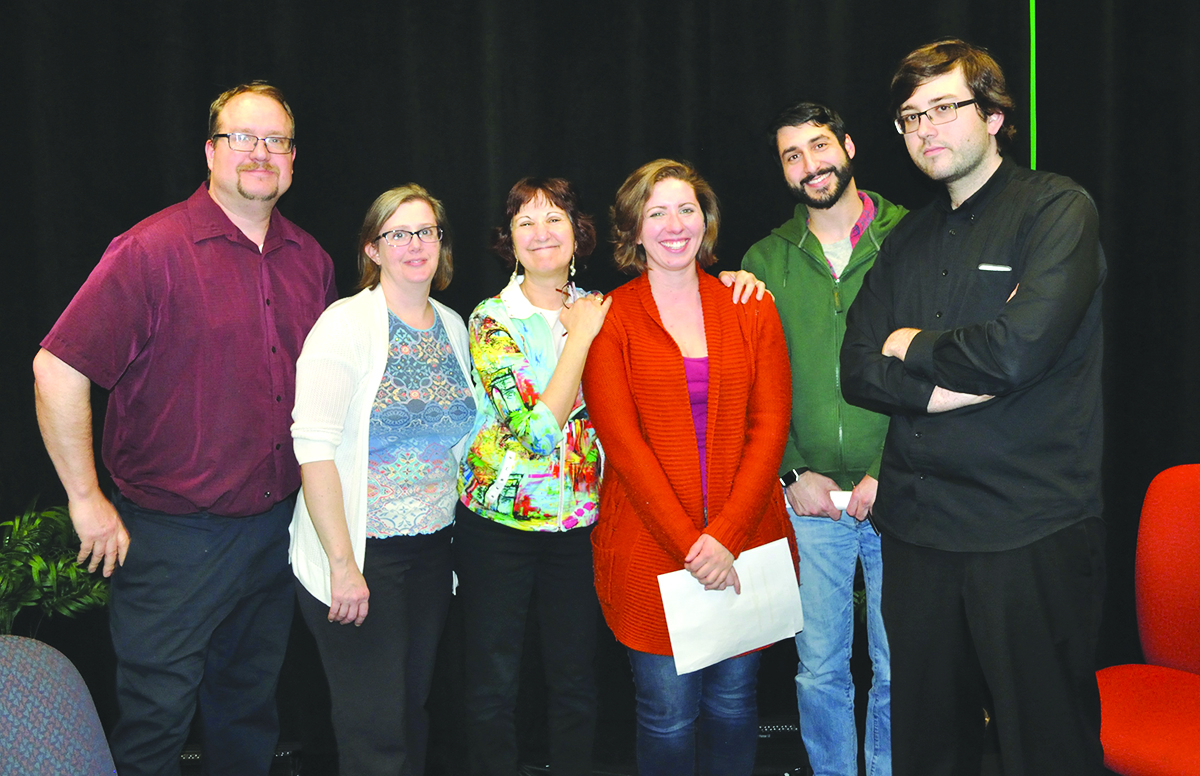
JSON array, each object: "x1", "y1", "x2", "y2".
[{"x1": 458, "y1": 276, "x2": 601, "y2": 531}]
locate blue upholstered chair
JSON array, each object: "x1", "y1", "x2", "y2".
[{"x1": 0, "y1": 635, "x2": 115, "y2": 775}]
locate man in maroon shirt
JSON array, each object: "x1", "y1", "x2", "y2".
[{"x1": 33, "y1": 82, "x2": 336, "y2": 776}]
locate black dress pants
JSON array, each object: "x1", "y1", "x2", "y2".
[
  {"x1": 454, "y1": 506, "x2": 599, "y2": 776},
  {"x1": 881, "y1": 518, "x2": 1107, "y2": 776},
  {"x1": 297, "y1": 528, "x2": 453, "y2": 776},
  {"x1": 108, "y1": 492, "x2": 295, "y2": 776}
]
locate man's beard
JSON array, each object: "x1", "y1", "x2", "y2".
[
  {"x1": 236, "y1": 164, "x2": 281, "y2": 202},
  {"x1": 789, "y1": 159, "x2": 854, "y2": 210}
]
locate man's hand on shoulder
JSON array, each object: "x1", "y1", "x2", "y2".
[
  {"x1": 785, "y1": 470, "x2": 842, "y2": 520},
  {"x1": 70, "y1": 492, "x2": 129, "y2": 577},
  {"x1": 718, "y1": 270, "x2": 768, "y2": 303}
]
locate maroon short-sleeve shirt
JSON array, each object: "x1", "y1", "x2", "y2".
[{"x1": 42, "y1": 184, "x2": 337, "y2": 516}]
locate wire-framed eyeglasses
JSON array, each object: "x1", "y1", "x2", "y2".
[
  {"x1": 211, "y1": 133, "x2": 295, "y2": 153},
  {"x1": 894, "y1": 99, "x2": 978, "y2": 134}
]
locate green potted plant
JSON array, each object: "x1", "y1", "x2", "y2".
[{"x1": 0, "y1": 502, "x2": 110, "y2": 636}]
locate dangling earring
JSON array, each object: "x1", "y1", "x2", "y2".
[
  {"x1": 511, "y1": 258, "x2": 520, "y2": 284},
  {"x1": 569, "y1": 254, "x2": 576, "y2": 278}
]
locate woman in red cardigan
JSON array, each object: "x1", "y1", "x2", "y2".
[{"x1": 582, "y1": 159, "x2": 795, "y2": 776}]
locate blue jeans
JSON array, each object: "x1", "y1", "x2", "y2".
[
  {"x1": 626, "y1": 649, "x2": 760, "y2": 776},
  {"x1": 791, "y1": 507, "x2": 891, "y2": 776}
]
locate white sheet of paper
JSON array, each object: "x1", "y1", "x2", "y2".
[
  {"x1": 830, "y1": 490, "x2": 852, "y2": 511},
  {"x1": 658, "y1": 538, "x2": 803, "y2": 675}
]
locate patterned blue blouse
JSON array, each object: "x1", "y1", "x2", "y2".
[{"x1": 367, "y1": 311, "x2": 476, "y2": 537}]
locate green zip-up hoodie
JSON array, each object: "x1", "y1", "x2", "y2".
[{"x1": 741, "y1": 191, "x2": 906, "y2": 490}]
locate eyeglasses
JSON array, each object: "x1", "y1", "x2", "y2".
[
  {"x1": 374, "y1": 227, "x2": 444, "y2": 248},
  {"x1": 894, "y1": 99, "x2": 978, "y2": 134},
  {"x1": 212, "y1": 133, "x2": 295, "y2": 153}
]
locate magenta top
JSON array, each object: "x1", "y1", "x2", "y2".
[
  {"x1": 683, "y1": 356, "x2": 709, "y2": 504},
  {"x1": 41, "y1": 184, "x2": 337, "y2": 516}
]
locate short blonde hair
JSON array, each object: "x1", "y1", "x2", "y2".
[
  {"x1": 610, "y1": 159, "x2": 720, "y2": 275},
  {"x1": 356, "y1": 185, "x2": 453, "y2": 292}
]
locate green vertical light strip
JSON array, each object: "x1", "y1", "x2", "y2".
[{"x1": 1029, "y1": 0, "x2": 1037, "y2": 169}]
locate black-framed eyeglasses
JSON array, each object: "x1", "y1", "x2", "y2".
[
  {"x1": 212, "y1": 133, "x2": 295, "y2": 153},
  {"x1": 894, "y1": 99, "x2": 978, "y2": 134},
  {"x1": 374, "y1": 227, "x2": 444, "y2": 248}
]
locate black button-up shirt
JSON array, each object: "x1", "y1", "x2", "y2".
[{"x1": 841, "y1": 159, "x2": 1105, "y2": 551}]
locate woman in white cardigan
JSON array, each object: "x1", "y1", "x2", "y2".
[{"x1": 290, "y1": 184, "x2": 477, "y2": 776}]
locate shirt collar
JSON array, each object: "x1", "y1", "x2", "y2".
[
  {"x1": 937, "y1": 156, "x2": 1016, "y2": 217},
  {"x1": 803, "y1": 190, "x2": 876, "y2": 247},
  {"x1": 186, "y1": 182, "x2": 300, "y2": 250},
  {"x1": 848, "y1": 190, "x2": 876, "y2": 249},
  {"x1": 499, "y1": 274, "x2": 542, "y2": 319}
]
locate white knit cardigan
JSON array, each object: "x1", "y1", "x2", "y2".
[{"x1": 288, "y1": 285, "x2": 475, "y2": 605}]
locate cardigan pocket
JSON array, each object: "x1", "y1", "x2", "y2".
[{"x1": 591, "y1": 545, "x2": 617, "y2": 605}]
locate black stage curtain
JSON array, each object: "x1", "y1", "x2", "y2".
[{"x1": 6, "y1": 0, "x2": 1198, "y2": 768}]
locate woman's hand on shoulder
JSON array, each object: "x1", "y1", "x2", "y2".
[
  {"x1": 718, "y1": 270, "x2": 768, "y2": 304},
  {"x1": 684, "y1": 533, "x2": 741, "y2": 594},
  {"x1": 561, "y1": 292, "x2": 612, "y2": 344},
  {"x1": 328, "y1": 562, "x2": 370, "y2": 626}
]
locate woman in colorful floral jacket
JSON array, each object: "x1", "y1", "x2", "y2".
[{"x1": 455, "y1": 177, "x2": 610, "y2": 776}]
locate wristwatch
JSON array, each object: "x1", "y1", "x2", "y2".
[{"x1": 779, "y1": 467, "x2": 810, "y2": 488}]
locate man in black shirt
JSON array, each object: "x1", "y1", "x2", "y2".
[{"x1": 841, "y1": 39, "x2": 1106, "y2": 775}]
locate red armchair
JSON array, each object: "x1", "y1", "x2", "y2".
[{"x1": 1097, "y1": 464, "x2": 1200, "y2": 775}]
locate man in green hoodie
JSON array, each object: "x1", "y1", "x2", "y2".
[{"x1": 742, "y1": 101, "x2": 906, "y2": 776}]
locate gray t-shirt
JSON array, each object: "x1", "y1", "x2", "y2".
[{"x1": 822, "y1": 236, "x2": 853, "y2": 279}]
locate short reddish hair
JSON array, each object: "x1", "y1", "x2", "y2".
[{"x1": 491, "y1": 177, "x2": 597, "y2": 269}]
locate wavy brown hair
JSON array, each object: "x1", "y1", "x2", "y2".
[{"x1": 610, "y1": 159, "x2": 720, "y2": 275}]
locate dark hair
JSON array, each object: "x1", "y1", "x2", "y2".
[
  {"x1": 491, "y1": 177, "x2": 597, "y2": 269},
  {"x1": 610, "y1": 159, "x2": 720, "y2": 275},
  {"x1": 890, "y1": 38, "x2": 1017, "y2": 146},
  {"x1": 208, "y1": 81, "x2": 295, "y2": 139},
  {"x1": 767, "y1": 101, "x2": 848, "y2": 160},
  {"x1": 357, "y1": 184, "x2": 453, "y2": 292}
]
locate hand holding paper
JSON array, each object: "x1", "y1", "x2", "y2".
[
  {"x1": 659, "y1": 538, "x2": 803, "y2": 675},
  {"x1": 684, "y1": 533, "x2": 740, "y2": 593}
]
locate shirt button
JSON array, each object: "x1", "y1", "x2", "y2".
[
  {"x1": 914, "y1": 431, "x2": 922, "y2": 438},
  {"x1": 935, "y1": 311, "x2": 943, "y2": 318},
  {"x1": 918, "y1": 474, "x2": 926, "y2": 480},
  {"x1": 271, "y1": 346, "x2": 277, "y2": 353},
  {"x1": 941, "y1": 269, "x2": 948, "y2": 276},
  {"x1": 276, "y1": 395, "x2": 282, "y2": 402},
  {"x1": 264, "y1": 491, "x2": 272, "y2": 498},
  {"x1": 949, "y1": 229, "x2": 956, "y2": 236},
  {"x1": 275, "y1": 443, "x2": 281, "y2": 450},
  {"x1": 266, "y1": 298, "x2": 272, "y2": 306}
]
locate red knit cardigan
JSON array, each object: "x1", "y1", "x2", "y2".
[{"x1": 582, "y1": 271, "x2": 796, "y2": 655}]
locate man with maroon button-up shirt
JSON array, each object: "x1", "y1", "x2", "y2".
[{"x1": 33, "y1": 82, "x2": 336, "y2": 776}]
